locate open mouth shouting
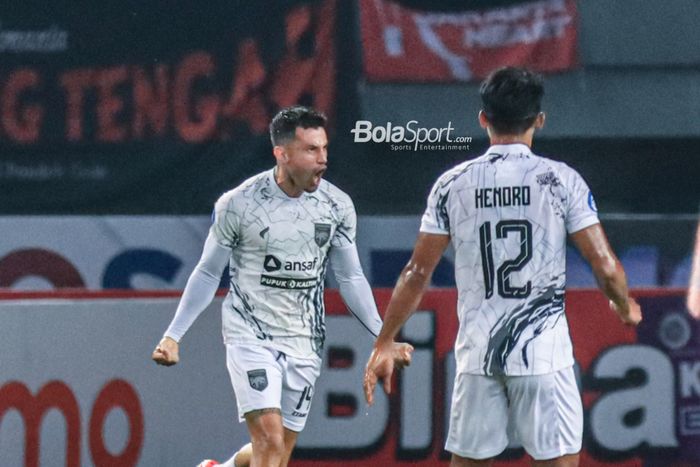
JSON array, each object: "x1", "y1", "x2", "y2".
[{"x1": 311, "y1": 168, "x2": 326, "y2": 188}]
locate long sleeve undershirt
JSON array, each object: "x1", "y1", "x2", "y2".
[
  {"x1": 163, "y1": 236, "x2": 382, "y2": 342},
  {"x1": 328, "y1": 244, "x2": 383, "y2": 337},
  {"x1": 164, "y1": 231, "x2": 229, "y2": 342}
]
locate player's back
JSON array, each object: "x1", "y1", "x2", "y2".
[{"x1": 421, "y1": 143, "x2": 599, "y2": 376}]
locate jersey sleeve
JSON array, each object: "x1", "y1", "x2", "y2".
[
  {"x1": 210, "y1": 193, "x2": 241, "y2": 249},
  {"x1": 565, "y1": 169, "x2": 600, "y2": 234},
  {"x1": 331, "y1": 195, "x2": 357, "y2": 248},
  {"x1": 163, "y1": 231, "x2": 230, "y2": 342},
  {"x1": 420, "y1": 175, "x2": 451, "y2": 235},
  {"x1": 329, "y1": 244, "x2": 382, "y2": 337}
]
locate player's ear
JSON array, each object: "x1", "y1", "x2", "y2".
[
  {"x1": 273, "y1": 145, "x2": 288, "y2": 163},
  {"x1": 478, "y1": 110, "x2": 489, "y2": 129},
  {"x1": 535, "y1": 112, "x2": 545, "y2": 130}
]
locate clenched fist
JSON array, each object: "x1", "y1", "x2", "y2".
[{"x1": 152, "y1": 336, "x2": 180, "y2": 366}]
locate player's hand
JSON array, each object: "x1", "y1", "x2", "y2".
[
  {"x1": 364, "y1": 341, "x2": 395, "y2": 406},
  {"x1": 152, "y1": 336, "x2": 180, "y2": 366},
  {"x1": 610, "y1": 297, "x2": 642, "y2": 325},
  {"x1": 392, "y1": 342, "x2": 414, "y2": 369}
]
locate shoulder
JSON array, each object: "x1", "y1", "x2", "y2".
[
  {"x1": 315, "y1": 179, "x2": 355, "y2": 212},
  {"x1": 530, "y1": 154, "x2": 586, "y2": 188},
  {"x1": 432, "y1": 156, "x2": 486, "y2": 193},
  {"x1": 214, "y1": 170, "x2": 272, "y2": 213},
  {"x1": 532, "y1": 153, "x2": 575, "y2": 173}
]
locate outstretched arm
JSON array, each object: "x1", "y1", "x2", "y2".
[
  {"x1": 152, "y1": 231, "x2": 230, "y2": 366},
  {"x1": 364, "y1": 233, "x2": 450, "y2": 404},
  {"x1": 570, "y1": 223, "x2": 642, "y2": 325},
  {"x1": 329, "y1": 244, "x2": 414, "y2": 368}
]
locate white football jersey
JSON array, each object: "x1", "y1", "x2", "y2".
[
  {"x1": 421, "y1": 144, "x2": 599, "y2": 376},
  {"x1": 211, "y1": 169, "x2": 356, "y2": 359}
]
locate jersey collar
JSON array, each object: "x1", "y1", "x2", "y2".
[{"x1": 487, "y1": 143, "x2": 533, "y2": 157}]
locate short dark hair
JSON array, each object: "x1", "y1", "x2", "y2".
[
  {"x1": 269, "y1": 106, "x2": 327, "y2": 146},
  {"x1": 479, "y1": 67, "x2": 544, "y2": 134}
]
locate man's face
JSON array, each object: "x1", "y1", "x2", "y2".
[{"x1": 282, "y1": 126, "x2": 328, "y2": 192}]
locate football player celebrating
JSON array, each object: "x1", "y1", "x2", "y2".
[{"x1": 153, "y1": 106, "x2": 413, "y2": 467}]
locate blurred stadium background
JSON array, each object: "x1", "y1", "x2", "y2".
[{"x1": 0, "y1": 1, "x2": 698, "y2": 466}]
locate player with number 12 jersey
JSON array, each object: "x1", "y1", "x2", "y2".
[
  {"x1": 364, "y1": 66, "x2": 641, "y2": 466},
  {"x1": 420, "y1": 144, "x2": 599, "y2": 376}
]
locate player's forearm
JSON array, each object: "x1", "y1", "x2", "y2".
[
  {"x1": 687, "y1": 223, "x2": 700, "y2": 317},
  {"x1": 375, "y1": 262, "x2": 431, "y2": 346},
  {"x1": 330, "y1": 244, "x2": 383, "y2": 337},
  {"x1": 337, "y1": 277, "x2": 382, "y2": 338},
  {"x1": 591, "y1": 256, "x2": 630, "y2": 314},
  {"x1": 571, "y1": 224, "x2": 631, "y2": 318},
  {"x1": 164, "y1": 265, "x2": 221, "y2": 341},
  {"x1": 164, "y1": 231, "x2": 229, "y2": 341}
]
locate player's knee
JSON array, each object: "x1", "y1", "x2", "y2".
[{"x1": 253, "y1": 431, "x2": 286, "y2": 456}]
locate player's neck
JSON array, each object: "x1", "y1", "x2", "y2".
[
  {"x1": 488, "y1": 134, "x2": 533, "y2": 147},
  {"x1": 274, "y1": 166, "x2": 303, "y2": 198},
  {"x1": 487, "y1": 126, "x2": 535, "y2": 147}
]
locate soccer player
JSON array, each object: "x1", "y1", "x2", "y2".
[
  {"x1": 363, "y1": 67, "x2": 642, "y2": 467},
  {"x1": 152, "y1": 106, "x2": 413, "y2": 467}
]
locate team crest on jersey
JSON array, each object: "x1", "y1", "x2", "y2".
[
  {"x1": 247, "y1": 369, "x2": 268, "y2": 391},
  {"x1": 314, "y1": 223, "x2": 331, "y2": 247}
]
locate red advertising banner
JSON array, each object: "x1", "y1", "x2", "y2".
[
  {"x1": 0, "y1": 289, "x2": 698, "y2": 465},
  {"x1": 301, "y1": 289, "x2": 698, "y2": 466},
  {"x1": 359, "y1": 0, "x2": 578, "y2": 82}
]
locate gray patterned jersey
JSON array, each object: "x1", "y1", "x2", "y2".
[
  {"x1": 211, "y1": 169, "x2": 355, "y2": 359},
  {"x1": 421, "y1": 144, "x2": 599, "y2": 376}
]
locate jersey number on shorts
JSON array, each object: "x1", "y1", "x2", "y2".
[
  {"x1": 479, "y1": 219, "x2": 532, "y2": 299},
  {"x1": 296, "y1": 385, "x2": 313, "y2": 411}
]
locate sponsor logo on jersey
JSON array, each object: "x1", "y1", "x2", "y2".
[
  {"x1": 260, "y1": 275, "x2": 317, "y2": 289},
  {"x1": 314, "y1": 223, "x2": 331, "y2": 247},
  {"x1": 247, "y1": 369, "x2": 268, "y2": 391},
  {"x1": 263, "y1": 255, "x2": 282, "y2": 272},
  {"x1": 285, "y1": 257, "x2": 318, "y2": 271},
  {"x1": 264, "y1": 255, "x2": 318, "y2": 272}
]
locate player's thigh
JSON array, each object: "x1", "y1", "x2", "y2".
[
  {"x1": 226, "y1": 344, "x2": 284, "y2": 420},
  {"x1": 280, "y1": 355, "x2": 322, "y2": 432},
  {"x1": 445, "y1": 373, "x2": 509, "y2": 460},
  {"x1": 506, "y1": 366, "x2": 583, "y2": 461}
]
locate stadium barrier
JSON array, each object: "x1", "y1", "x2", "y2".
[
  {"x1": 0, "y1": 216, "x2": 694, "y2": 291},
  {"x1": 0, "y1": 289, "x2": 697, "y2": 466}
]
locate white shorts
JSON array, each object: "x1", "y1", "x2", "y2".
[
  {"x1": 446, "y1": 366, "x2": 583, "y2": 461},
  {"x1": 226, "y1": 343, "x2": 322, "y2": 432}
]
